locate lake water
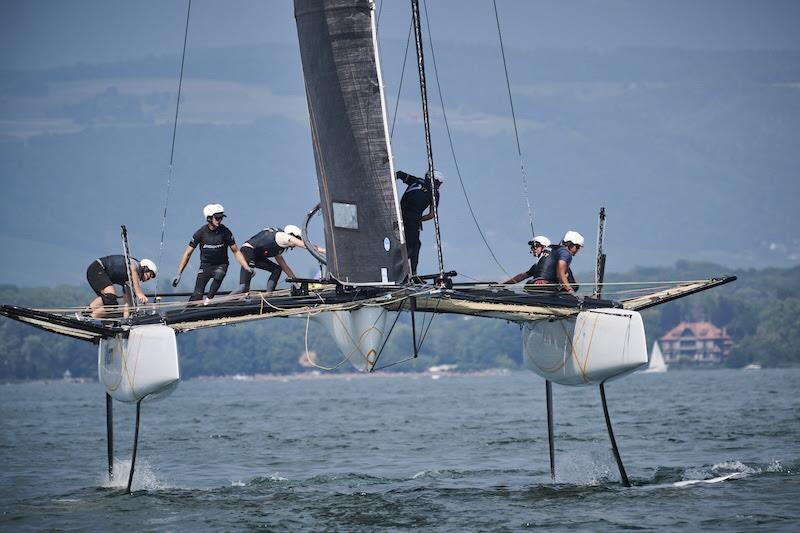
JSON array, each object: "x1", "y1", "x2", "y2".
[{"x1": 1, "y1": 369, "x2": 798, "y2": 531}]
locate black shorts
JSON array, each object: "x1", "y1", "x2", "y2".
[{"x1": 86, "y1": 260, "x2": 114, "y2": 295}]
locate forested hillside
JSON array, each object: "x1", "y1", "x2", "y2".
[{"x1": 1, "y1": 262, "x2": 798, "y2": 380}]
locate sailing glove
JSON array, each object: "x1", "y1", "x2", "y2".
[{"x1": 172, "y1": 274, "x2": 181, "y2": 287}]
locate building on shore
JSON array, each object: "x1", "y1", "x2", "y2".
[{"x1": 658, "y1": 321, "x2": 734, "y2": 366}]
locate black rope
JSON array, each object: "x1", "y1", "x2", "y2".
[
  {"x1": 155, "y1": 0, "x2": 192, "y2": 300},
  {"x1": 368, "y1": 302, "x2": 406, "y2": 371},
  {"x1": 410, "y1": 0, "x2": 445, "y2": 278},
  {"x1": 372, "y1": 297, "x2": 441, "y2": 371},
  {"x1": 390, "y1": 20, "x2": 413, "y2": 138},
  {"x1": 421, "y1": 1, "x2": 510, "y2": 278},
  {"x1": 492, "y1": 0, "x2": 534, "y2": 238},
  {"x1": 169, "y1": 0, "x2": 191, "y2": 168}
]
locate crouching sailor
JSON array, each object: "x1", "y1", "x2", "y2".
[
  {"x1": 502, "y1": 236, "x2": 552, "y2": 284},
  {"x1": 531, "y1": 230, "x2": 584, "y2": 294},
  {"x1": 396, "y1": 169, "x2": 443, "y2": 275},
  {"x1": 172, "y1": 203, "x2": 252, "y2": 302},
  {"x1": 230, "y1": 225, "x2": 324, "y2": 294},
  {"x1": 86, "y1": 255, "x2": 157, "y2": 318}
]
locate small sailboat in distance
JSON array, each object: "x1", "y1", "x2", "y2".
[{"x1": 644, "y1": 341, "x2": 668, "y2": 373}]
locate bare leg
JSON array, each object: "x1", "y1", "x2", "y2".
[{"x1": 91, "y1": 286, "x2": 118, "y2": 319}]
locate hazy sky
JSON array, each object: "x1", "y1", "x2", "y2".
[
  {"x1": 3, "y1": 0, "x2": 799, "y2": 72},
  {"x1": 1, "y1": 1, "x2": 799, "y2": 286}
]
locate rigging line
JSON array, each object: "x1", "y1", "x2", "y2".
[
  {"x1": 410, "y1": 0, "x2": 445, "y2": 278},
  {"x1": 421, "y1": 0, "x2": 511, "y2": 279},
  {"x1": 155, "y1": 0, "x2": 192, "y2": 300},
  {"x1": 491, "y1": 0, "x2": 534, "y2": 238},
  {"x1": 390, "y1": 19, "x2": 413, "y2": 138},
  {"x1": 303, "y1": 313, "x2": 351, "y2": 371},
  {"x1": 373, "y1": 297, "x2": 441, "y2": 371},
  {"x1": 369, "y1": 305, "x2": 406, "y2": 371}
]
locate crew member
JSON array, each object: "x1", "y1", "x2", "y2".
[
  {"x1": 396, "y1": 169, "x2": 443, "y2": 276},
  {"x1": 86, "y1": 255, "x2": 157, "y2": 318},
  {"x1": 533, "y1": 230, "x2": 584, "y2": 293},
  {"x1": 502, "y1": 236, "x2": 552, "y2": 284},
  {"x1": 230, "y1": 225, "x2": 325, "y2": 294},
  {"x1": 173, "y1": 203, "x2": 252, "y2": 302}
]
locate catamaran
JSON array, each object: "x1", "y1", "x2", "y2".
[{"x1": 0, "y1": 0, "x2": 734, "y2": 492}]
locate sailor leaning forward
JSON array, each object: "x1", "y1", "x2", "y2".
[
  {"x1": 173, "y1": 203, "x2": 252, "y2": 302},
  {"x1": 503, "y1": 235, "x2": 552, "y2": 285},
  {"x1": 86, "y1": 255, "x2": 157, "y2": 318},
  {"x1": 529, "y1": 230, "x2": 584, "y2": 294},
  {"x1": 230, "y1": 225, "x2": 324, "y2": 294}
]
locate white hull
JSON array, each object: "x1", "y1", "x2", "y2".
[
  {"x1": 523, "y1": 308, "x2": 648, "y2": 386},
  {"x1": 98, "y1": 324, "x2": 180, "y2": 402},
  {"x1": 313, "y1": 307, "x2": 389, "y2": 372}
]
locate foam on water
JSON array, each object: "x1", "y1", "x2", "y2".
[
  {"x1": 555, "y1": 451, "x2": 615, "y2": 486},
  {"x1": 100, "y1": 458, "x2": 168, "y2": 492}
]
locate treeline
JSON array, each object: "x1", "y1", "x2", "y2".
[
  {"x1": 1, "y1": 261, "x2": 798, "y2": 380},
  {"x1": 603, "y1": 261, "x2": 800, "y2": 368}
]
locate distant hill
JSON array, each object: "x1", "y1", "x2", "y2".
[{"x1": 2, "y1": 43, "x2": 799, "y2": 287}]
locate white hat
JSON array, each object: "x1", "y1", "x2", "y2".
[
  {"x1": 528, "y1": 236, "x2": 551, "y2": 247},
  {"x1": 276, "y1": 232, "x2": 292, "y2": 248},
  {"x1": 283, "y1": 225, "x2": 302, "y2": 239},
  {"x1": 139, "y1": 258, "x2": 157, "y2": 277},
  {"x1": 203, "y1": 203, "x2": 225, "y2": 218},
  {"x1": 562, "y1": 230, "x2": 585, "y2": 247},
  {"x1": 425, "y1": 170, "x2": 445, "y2": 183}
]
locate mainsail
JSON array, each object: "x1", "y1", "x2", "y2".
[{"x1": 294, "y1": 0, "x2": 409, "y2": 284}]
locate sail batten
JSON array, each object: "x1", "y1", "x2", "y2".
[{"x1": 295, "y1": 0, "x2": 409, "y2": 284}]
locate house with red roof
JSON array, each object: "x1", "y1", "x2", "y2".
[{"x1": 658, "y1": 321, "x2": 734, "y2": 366}]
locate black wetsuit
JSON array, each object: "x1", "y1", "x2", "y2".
[
  {"x1": 232, "y1": 228, "x2": 285, "y2": 293},
  {"x1": 397, "y1": 171, "x2": 440, "y2": 275},
  {"x1": 86, "y1": 255, "x2": 139, "y2": 305},
  {"x1": 525, "y1": 245, "x2": 578, "y2": 292},
  {"x1": 188, "y1": 224, "x2": 235, "y2": 301},
  {"x1": 522, "y1": 248, "x2": 551, "y2": 281}
]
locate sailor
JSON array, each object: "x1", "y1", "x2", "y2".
[
  {"x1": 172, "y1": 203, "x2": 252, "y2": 302},
  {"x1": 502, "y1": 236, "x2": 552, "y2": 284},
  {"x1": 396, "y1": 169, "x2": 443, "y2": 276},
  {"x1": 532, "y1": 230, "x2": 584, "y2": 294},
  {"x1": 230, "y1": 225, "x2": 325, "y2": 294},
  {"x1": 86, "y1": 255, "x2": 157, "y2": 318}
]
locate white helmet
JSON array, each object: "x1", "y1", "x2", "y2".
[
  {"x1": 562, "y1": 230, "x2": 585, "y2": 247},
  {"x1": 139, "y1": 258, "x2": 157, "y2": 278},
  {"x1": 275, "y1": 231, "x2": 293, "y2": 248},
  {"x1": 528, "y1": 235, "x2": 551, "y2": 248},
  {"x1": 283, "y1": 225, "x2": 302, "y2": 239},
  {"x1": 203, "y1": 203, "x2": 225, "y2": 219},
  {"x1": 425, "y1": 170, "x2": 445, "y2": 184}
]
